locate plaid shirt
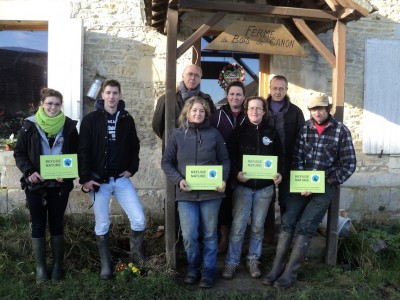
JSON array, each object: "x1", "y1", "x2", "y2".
[{"x1": 293, "y1": 115, "x2": 356, "y2": 185}]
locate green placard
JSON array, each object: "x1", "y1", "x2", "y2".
[
  {"x1": 40, "y1": 154, "x2": 78, "y2": 179},
  {"x1": 186, "y1": 165, "x2": 223, "y2": 190},
  {"x1": 242, "y1": 155, "x2": 277, "y2": 179},
  {"x1": 290, "y1": 170, "x2": 325, "y2": 193}
]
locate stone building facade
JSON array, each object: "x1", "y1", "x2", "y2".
[{"x1": 0, "y1": 0, "x2": 399, "y2": 223}]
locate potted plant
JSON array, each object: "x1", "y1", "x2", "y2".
[{"x1": 4, "y1": 133, "x2": 17, "y2": 151}]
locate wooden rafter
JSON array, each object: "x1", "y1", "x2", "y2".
[
  {"x1": 178, "y1": 0, "x2": 338, "y2": 21},
  {"x1": 293, "y1": 18, "x2": 336, "y2": 68}
]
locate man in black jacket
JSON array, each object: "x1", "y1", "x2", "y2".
[
  {"x1": 78, "y1": 79, "x2": 146, "y2": 280},
  {"x1": 152, "y1": 64, "x2": 215, "y2": 149},
  {"x1": 264, "y1": 75, "x2": 305, "y2": 242}
]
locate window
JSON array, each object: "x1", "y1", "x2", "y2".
[
  {"x1": 0, "y1": 29, "x2": 48, "y2": 139},
  {"x1": 363, "y1": 39, "x2": 400, "y2": 154},
  {"x1": 200, "y1": 36, "x2": 260, "y2": 106}
]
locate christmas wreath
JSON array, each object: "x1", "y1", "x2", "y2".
[{"x1": 218, "y1": 63, "x2": 245, "y2": 90}]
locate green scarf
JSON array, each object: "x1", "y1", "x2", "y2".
[{"x1": 35, "y1": 107, "x2": 65, "y2": 138}]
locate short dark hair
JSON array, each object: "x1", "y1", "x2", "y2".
[
  {"x1": 244, "y1": 96, "x2": 267, "y2": 113},
  {"x1": 226, "y1": 81, "x2": 245, "y2": 96},
  {"x1": 309, "y1": 105, "x2": 333, "y2": 114},
  {"x1": 101, "y1": 79, "x2": 121, "y2": 93}
]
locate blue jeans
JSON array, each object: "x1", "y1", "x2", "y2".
[
  {"x1": 282, "y1": 181, "x2": 336, "y2": 238},
  {"x1": 178, "y1": 199, "x2": 222, "y2": 279},
  {"x1": 225, "y1": 185, "x2": 274, "y2": 265},
  {"x1": 91, "y1": 177, "x2": 146, "y2": 235}
]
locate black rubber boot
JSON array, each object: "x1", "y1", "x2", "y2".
[
  {"x1": 262, "y1": 231, "x2": 293, "y2": 286},
  {"x1": 96, "y1": 234, "x2": 112, "y2": 280},
  {"x1": 273, "y1": 235, "x2": 311, "y2": 288},
  {"x1": 129, "y1": 230, "x2": 147, "y2": 265},
  {"x1": 50, "y1": 235, "x2": 64, "y2": 281},
  {"x1": 32, "y1": 237, "x2": 49, "y2": 283}
]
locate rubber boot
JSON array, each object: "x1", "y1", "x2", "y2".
[
  {"x1": 50, "y1": 235, "x2": 64, "y2": 281},
  {"x1": 32, "y1": 237, "x2": 49, "y2": 283},
  {"x1": 129, "y1": 230, "x2": 147, "y2": 265},
  {"x1": 262, "y1": 231, "x2": 293, "y2": 285},
  {"x1": 217, "y1": 225, "x2": 229, "y2": 253},
  {"x1": 273, "y1": 235, "x2": 311, "y2": 288},
  {"x1": 96, "y1": 234, "x2": 112, "y2": 280}
]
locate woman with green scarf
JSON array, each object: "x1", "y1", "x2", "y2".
[{"x1": 14, "y1": 88, "x2": 79, "y2": 283}]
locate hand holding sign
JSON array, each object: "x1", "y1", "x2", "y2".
[
  {"x1": 179, "y1": 179, "x2": 191, "y2": 192},
  {"x1": 215, "y1": 181, "x2": 226, "y2": 193}
]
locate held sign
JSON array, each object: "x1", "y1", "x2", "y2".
[
  {"x1": 40, "y1": 154, "x2": 78, "y2": 179},
  {"x1": 205, "y1": 21, "x2": 307, "y2": 57},
  {"x1": 186, "y1": 165, "x2": 223, "y2": 190},
  {"x1": 290, "y1": 170, "x2": 325, "y2": 193}
]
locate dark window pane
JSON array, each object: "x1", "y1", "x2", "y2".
[{"x1": 0, "y1": 31, "x2": 48, "y2": 139}]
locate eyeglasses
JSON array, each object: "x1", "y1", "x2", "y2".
[
  {"x1": 248, "y1": 107, "x2": 264, "y2": 112},
  {"x1": 271, "y1": 87, "x2": 287, "y2": 92},
  {"x1": 44, "y1": 102, "x2": 62, "y2": 108},
  {"x1": 185, "y1": 72, "x2": 201, "y2": 79}
]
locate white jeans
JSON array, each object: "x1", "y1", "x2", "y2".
[{"x1": 91, "y1": 177, "x2": 146, "y2": 235}]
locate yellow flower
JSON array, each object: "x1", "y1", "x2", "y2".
[{"x1": 132, "y1": 266, "x2": 139, "y2": 273}]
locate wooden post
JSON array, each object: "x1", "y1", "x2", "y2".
[
  {"x1": 164, "y1": 7, "x2": 178, "y2": 269},
  {"x1": 326, "y1": 20, "x2": 346, "y2": 265},
  {"x1": 259, "y1": 54, "x2": 270, "y2": 97}
]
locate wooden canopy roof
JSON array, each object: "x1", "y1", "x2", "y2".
[
  {"x1": 146, "y1": 0, "x2": 375, "y2": 270},
  {"x1": 144, "y1": 0, "x2": 375, "y2": 39}
]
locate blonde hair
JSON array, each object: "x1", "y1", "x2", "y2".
[{"x1": 178, "y1": 96, "x2": 211, "y2": 128}]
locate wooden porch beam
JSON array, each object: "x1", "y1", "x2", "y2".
[
  {"x1": 259, "y1": 54, "x2": 270, "y2": 98},
  {"x1": 177, "y1": 11, "x2": 227, "y2": 59},
  {"x1": 326, "y1": 20, "x2": 346, "y2": 266},
  {"x1": 338, "y1": 8, "x2": 357, "y2": 20},
  {"x1": 331, "y1": 20, "x2": 346, "y2": 120},
  {"x1": 336, "y1": 0, "x2": 370, "y2": 17},
  {"x1": 164, "y1": 7, "x2": 178, "y2": 269},
  {"x1": 178, "y1": 0, "x2": 338, "y2": 21},
  {"x1": 293, "y1": 18, "x2": 336, "y2": 68},
  {"x1": 0, "y1": 20, "x2": 47, "y2": 31},
  {"x1": 324, "y1": 0, "x2": 340, "y2": 12}
]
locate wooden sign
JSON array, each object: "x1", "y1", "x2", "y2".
[{"x1": 205, "y1": 21, "x2": 307, "y2": 57}]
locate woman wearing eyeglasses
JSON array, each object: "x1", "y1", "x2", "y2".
[
  {"x1": 14, "y1": 88, "x2": 78, "y2": 283},
  {"x1": 222, "y1": 96, "x2": 284, "y2": 280}
]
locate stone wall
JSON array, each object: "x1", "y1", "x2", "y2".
[
  {"x1": 263, "y1": 0, "x2": 400, "y2": 222},
  {"x1": 1, "y1": 0, "x2": 400, "y2": 223}
]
